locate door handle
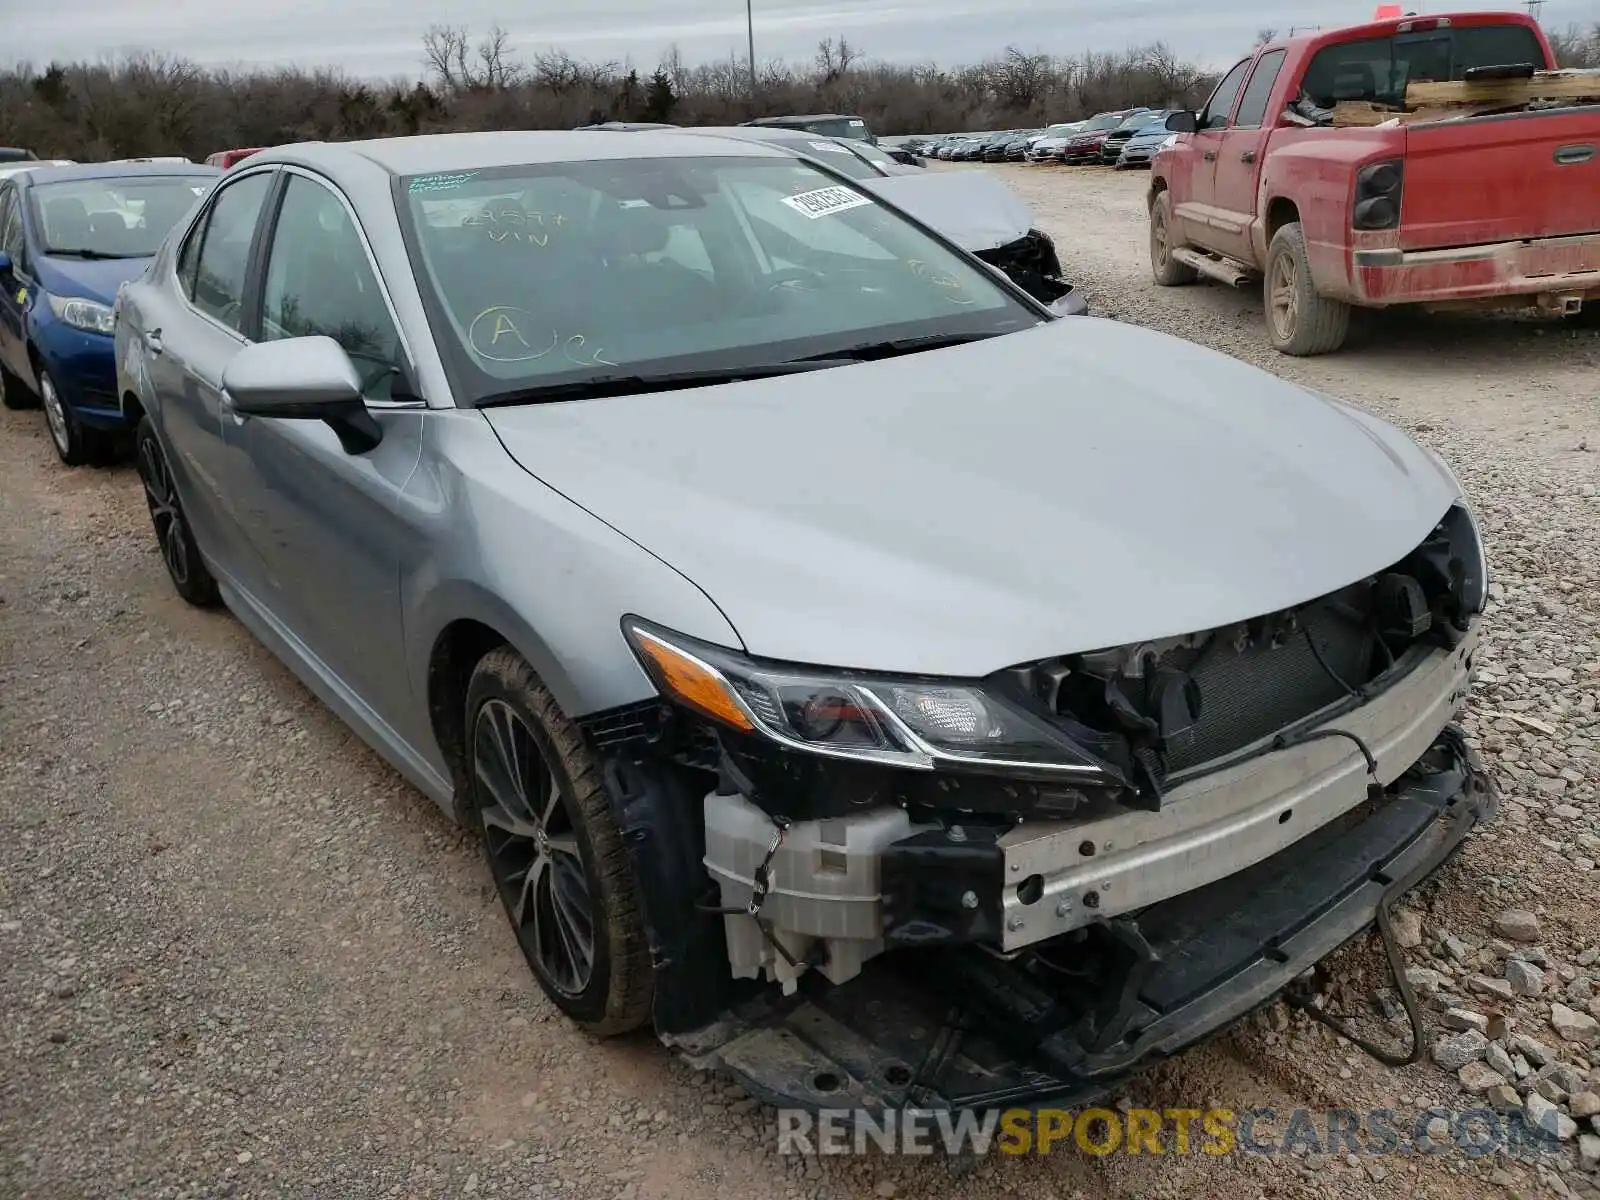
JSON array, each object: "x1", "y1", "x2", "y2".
[
  {"x1": 1204, "y1": 151, "x2": 1217, "y2": 162},
  {"x1": 144, "y1": 328, "x2": 163, "y2": 355},
  {"x1": 1241, "y1": 150, "x2": 1257, "y2": 164}
]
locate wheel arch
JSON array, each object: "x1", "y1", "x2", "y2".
[{"x1": 1256, "y1": 195, "x2": 1301, "y2": 265}]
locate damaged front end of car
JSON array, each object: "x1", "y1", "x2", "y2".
[
  {"x1": 584, "y1": 501, "x2": 1493, "y2": 1111},
  {"x1": 973, "y1": 229, "x2": 1086, "y2": 315}
]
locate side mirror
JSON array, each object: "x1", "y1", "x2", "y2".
[
  {"x1": 1048, "y1": 289, "x2": 1089, "y2": 318},
  {"x1": 1165, "y1": 111, "x2": 1198, "y2": 134},
  {"x1": 0, "y1": 250, "x2": 11, "y2": 276},
  {"x1": 221, "y1": 335, "x2": 383, "y2": 454}
]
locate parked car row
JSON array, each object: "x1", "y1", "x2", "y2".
[{"x1": 917, "y1": 109, "x2": 1179, "y2": 169}]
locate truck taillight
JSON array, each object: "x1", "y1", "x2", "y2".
[{"x1": 1353, "y1": 159, "x2": 1404, "y2": 230}]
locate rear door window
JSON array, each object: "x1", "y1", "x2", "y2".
[{"x1": 1233, "y1": 50, "x2": 1289, "y2": 128}]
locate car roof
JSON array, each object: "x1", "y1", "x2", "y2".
[
  {"x1": 744, "y1": 113, "x2": 862, "y2": 123},
  {"x1": 257, "y1": 130, "x2": 796, "y2": 177},
  {"x1": 16, "y1": 162, "x2": 221, "y2": 187}
]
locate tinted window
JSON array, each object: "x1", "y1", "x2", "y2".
[
  {"x1": 261, "y1": 175, "x2": 402, "y2": 400},
  {"x1": 1234, "y1": 50, "x2": 1289, "y2": 128},
  {"x1": 28, "y1": 175, "x2": 213, "y2": 258},
  {"x1": 1201, "y1": 60, "x2": 1253, "y2": 129},
  {"x1": 192, "y1": 172, "x2": 272, "y2": 331},
  {"x1": 1299, "y1": 25, "x2": 1545, "y2": 108},
  {"x1": 399, "y1": 157, "x2": 1034, "y2": 405}
]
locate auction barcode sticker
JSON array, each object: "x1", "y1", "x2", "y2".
[
  {"x1": 781, "y1": 185, "x2": 874, "y2": 219},
  {"x1": 807, "y1": 140, "x2": 855, "y2": 155}
]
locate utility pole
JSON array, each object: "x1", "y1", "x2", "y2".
[
  {"x1": 746, "y1": 0, "x2": 757, "y2": 95},
  {"x1": 1525, "y1": 0, "x2": 1545, "y2": 22}
]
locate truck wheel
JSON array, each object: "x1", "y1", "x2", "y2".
[
  {"x1": 466, "y1": 647, "x2": 654, "y2": 1036},
  {"x1": 1150, "y1": 192, "x2": 1197, "y2": 286},
  {"x1": 1265, "y1": 223, "x2": 1350, "y2": 356},
  {"x1": 1571, "y1": 302, "x2": 1600, "y2": 330}
]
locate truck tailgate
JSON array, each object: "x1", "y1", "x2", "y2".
[{"x1": 1400, "y1": 106, "x2": 1600, "y2": 251}]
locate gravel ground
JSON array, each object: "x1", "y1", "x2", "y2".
[{"x1": 3, "y1": 163, "x2": 1599, "y2": 1200}]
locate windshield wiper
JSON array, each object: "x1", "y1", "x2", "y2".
[
  {"x1": 47, "y1": 248, "x2": 141, "y2": 260},
  {"x1": 476, "y1": 359, "x2": 860, "y2": 406},
  {"x1": 797, "y1": 331, "x2": 1003, "y2": 361}
]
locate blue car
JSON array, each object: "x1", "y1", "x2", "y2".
[{"x1": 0, "y1": 162, "x2": 219, "y2": 464}]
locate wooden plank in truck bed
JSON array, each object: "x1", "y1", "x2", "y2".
[{"x1": 1405, "y1": 71, "x2": 1600, "y2": 107}]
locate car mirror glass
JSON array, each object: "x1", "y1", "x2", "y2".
[{"x1": 1166, "y1": 111, "x2": 1198, "y2": 134}]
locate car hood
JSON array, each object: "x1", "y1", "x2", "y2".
[
  {"x1": 858, "y1": 171, "x2": 1032, "y2": 252},
  {"x1": 484, "y1": 318, "x2": 1460, "y2": 677},
  {"x1": 31, "y1": 253, "x2": 152, "y2": 306}
]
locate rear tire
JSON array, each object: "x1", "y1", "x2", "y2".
[
  {"x1": 1150, "y1": 192, "x2": 1198, "y2": 286},
  {"x1": 1264, "y1": 222, "x2": 1350, "y2": 356},
  {"x1": 1, "y1": 361, "x2": 37, "y2": 410},
  {"x1": 135, "y1": 416, "x2": 220, "y2": 607},
  {"x1": 467, "y1": 648, "x2": 654, "y2": 1036},
  {"x1": 1571, "y1": 302, "x2": 1600, "y2": 330}
]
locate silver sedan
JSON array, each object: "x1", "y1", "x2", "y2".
[{"x1": 114, "y1": 130, "x2": 1491, "y2": 1112}]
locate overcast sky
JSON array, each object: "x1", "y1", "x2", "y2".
[{"x1": 5, "y1": 0, "x2": 1593, "y2": 79}]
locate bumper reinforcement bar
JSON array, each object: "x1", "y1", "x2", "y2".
[{"x1": 665, "y1": 726, "x2": 1495, "y2": 1112}]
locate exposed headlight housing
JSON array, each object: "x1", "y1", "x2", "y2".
[
  {"x1": 621, "y1": 618, "x2": 1121, "y2": 781},
  {"x1": 48, "y1": 294, "x2": 115, "y2": 335}
]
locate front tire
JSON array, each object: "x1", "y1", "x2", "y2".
[
  {"x1": 467, "y1": 648, "x2": 654, "y2": 1035},
  {"x1": 1264, "y1": 222, "x2": 1351, "y2": 356},
  {"x1": 135, "y1": 416, "x2": 220, "y2": 607},
  {"x1": 41, "y1": 367, "x2": 115, "y2": 466}
]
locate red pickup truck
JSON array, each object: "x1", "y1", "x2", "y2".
[{"x1": 1148, "y1": 12, "x2": 1600, "y2": 354}]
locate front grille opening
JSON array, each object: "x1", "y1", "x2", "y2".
[{"x1": 1005, "y1": 506, "x2": 1480, "y2": 790}]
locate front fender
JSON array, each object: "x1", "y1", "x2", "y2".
[{"x1": 401, "y1": 409, "x2": 744, "y2": 746}]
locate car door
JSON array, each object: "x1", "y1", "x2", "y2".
[
  {"x1": 1210, "y1": 49, "x2": 1290, "y2": 263},
  {"x1": 221, "y1": 168, "x2": 425, "y2": 713},
  {"x1": 1174, "y1": 57, "x2": 1254, "y2": 253},
  {"x1": 146, "y1": 168, "x2": 277, "y2": 578},
  {"x1": 0, "y1": 183, "x2": 31, "y2": 381}
]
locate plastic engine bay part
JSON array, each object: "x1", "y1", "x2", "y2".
[{"x1": 664, "y1": 727, "x2": 1494, "y2": 1112}]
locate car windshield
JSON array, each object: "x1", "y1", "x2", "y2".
[
  {"x1": 804, "y1": 118, "x2": 869, "y2": 139},
  {"x1": 29, "y1": 175, "x2": 211, "y2": 258},
  {"x1": 397, "y1": 156, "x2": 1038, "y2": 406},
  {"x1": 1083, "y1": 113, "x2": 1122, "y2": 132},
  {"x1": 776, "y1": 138, "x2": 880, "y2": 179},
  {"x1": 1299, "y1": 23, "x2": 1546, "y2": 108}
]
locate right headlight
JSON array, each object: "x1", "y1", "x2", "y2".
[{"x1": 622, "y1": 617, "x2": 1120, "y2": 781}]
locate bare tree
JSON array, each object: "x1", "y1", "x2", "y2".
[
  {"x1": 423, "y1": 23, "x2": 523, "y2": 92},
  {"x1": 477, "y1": 25, "x2": 526, "y2": 90},
  {"x1": 815, "y1": 37, "x2": 861, "y2": 84}
]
